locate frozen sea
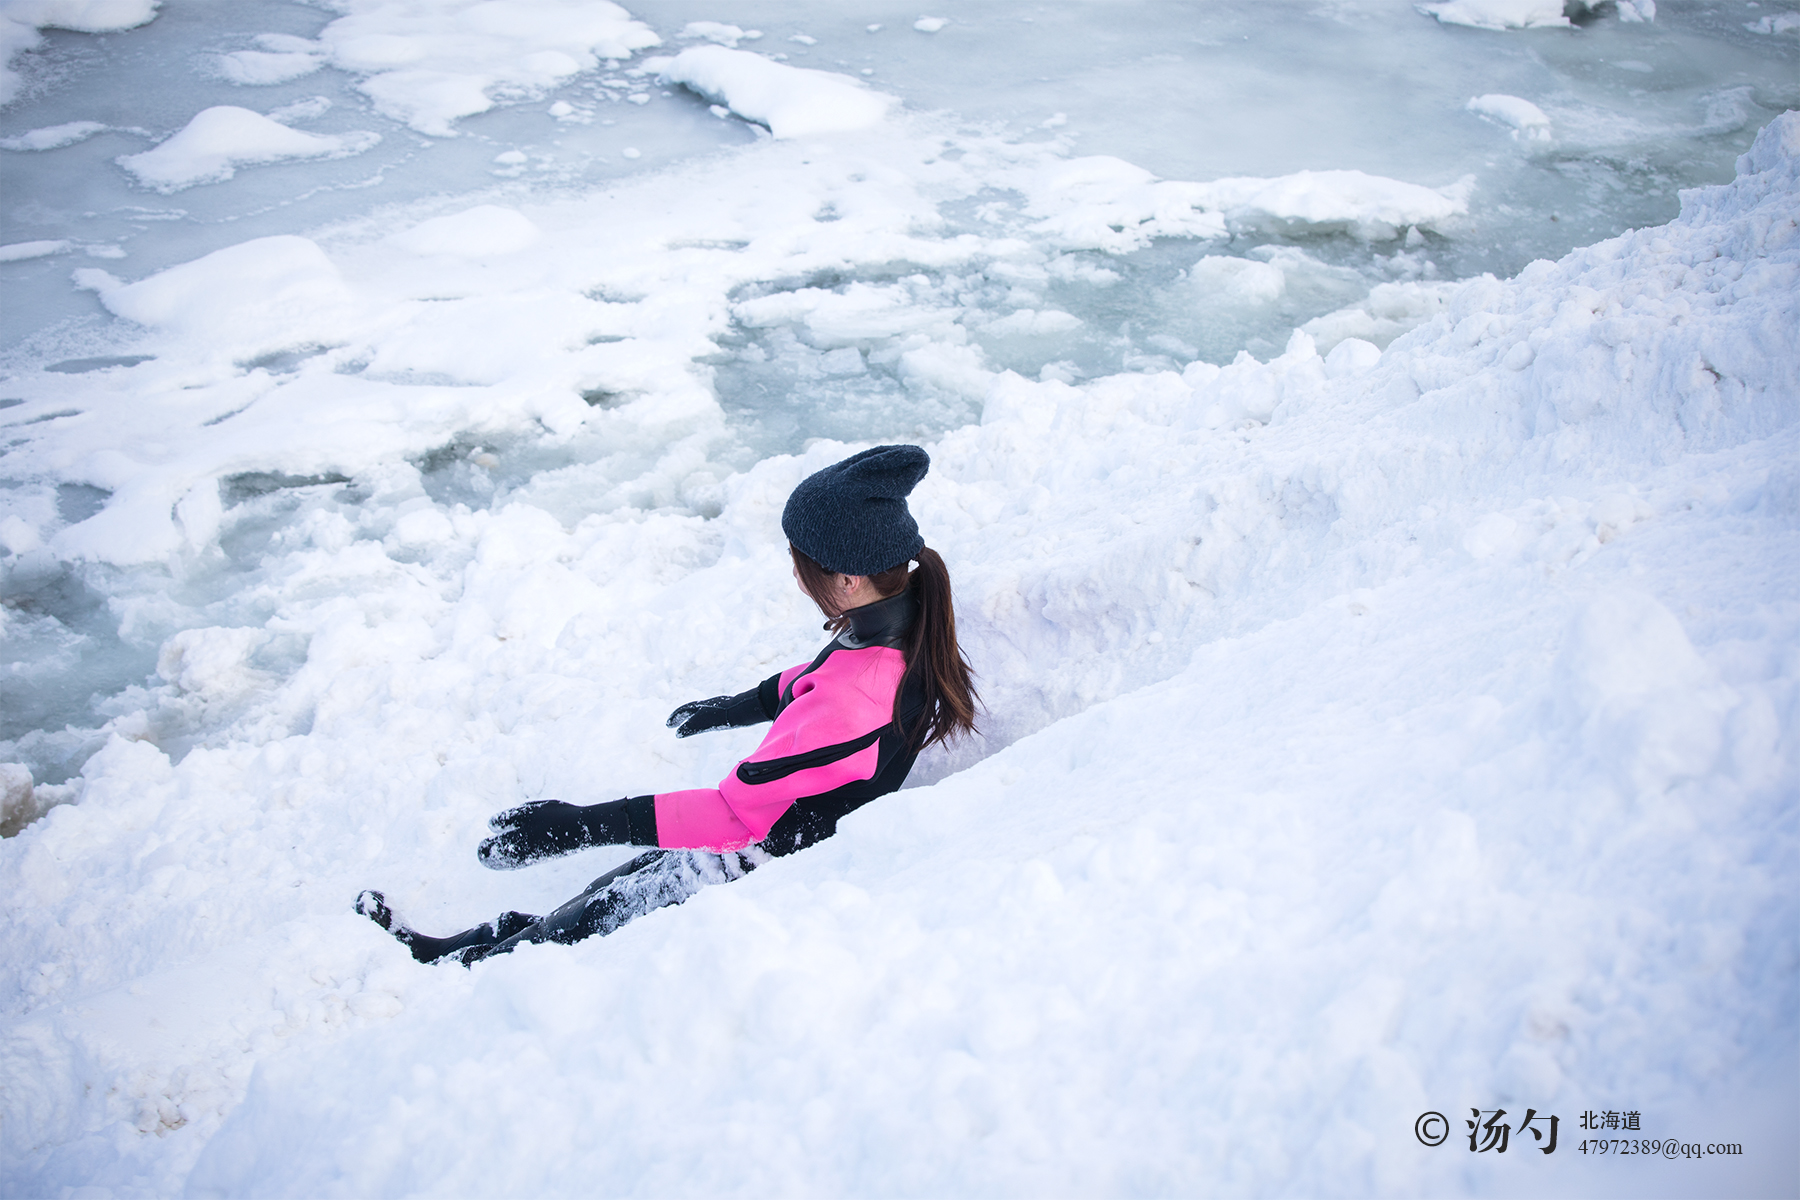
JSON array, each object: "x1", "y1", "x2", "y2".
[{"x1": 0, "y1": 1, "x2": 1797, "y2": 1197}]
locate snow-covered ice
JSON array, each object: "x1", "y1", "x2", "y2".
[
  {"x1": 656, "y1": 44, "x2": 896, "y2": 138},
  {"x1": 317, "y1": 0, "x2": 661, "y2": 135},
  {"x1": 114, "y1": 105, "x2": 379, "y2": 191},
  {"x1": 0, "y1": 116, "x2": 105, "y2": 148},
  {"x1": 0, "y1": 1, "x2": 1796, "y2": 1196},
  {"x1": 1467, "y1": 93, "x2": 1553, "y2": 142}
]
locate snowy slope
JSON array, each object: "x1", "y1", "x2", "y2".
[{"x1": 0, "y1": 96, "x2": 1795, "y2": 1200}]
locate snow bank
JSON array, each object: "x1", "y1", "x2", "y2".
[
  {"x1": 0, "y1": 0, "x2": 158, "y2": 104},
  {"x1": 315, "y1": 0, "x2": 661, "y2": 135},
  {"x1": 656, "y1": 45, "x2": 897, "y2": 139},
  {"x1": 115, "y1": 106, "x2": 379, "y2": 192}
]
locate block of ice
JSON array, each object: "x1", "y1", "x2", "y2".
[
  {"x1": 213, "y1": 47, "x2": 324, "y2": 86},
  {"x1": 1466, "y1": 93, "x2": 1552, "y2": 141},
  {"x1": 1416, "y1": 0, "x2": 1569, "y2": 30},
  {"x1": 115, "y1": 106, "x2": 379, "y2": 192},
  {"x1": 0, "y1": 238, "x2": 71, "y2": 261},
  {"x1": 1022, "y1": 156, "x2": 1471, "y2": 249},
  {"x1": 678, "y1": 21, "x2": 759, "y2": 48},
  {"x1": 1300, "y1": 280, "x2": 1465, "y2": 352},
  {"x1": 657, "y1": 45, "x2": 896, "y2": 138}
]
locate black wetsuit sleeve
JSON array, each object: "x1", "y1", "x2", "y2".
[
  {"x1": 666, "y1": 673, "x2": 783, "y2": 738},
  {"x1": 625, "y1": 794, "x2": 659, "y2": 847}
]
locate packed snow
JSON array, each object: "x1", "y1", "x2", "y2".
[{"x1": 0, "y1": 1, "x2": 1796, "y2": 1196}]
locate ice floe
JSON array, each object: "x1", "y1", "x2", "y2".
[
  {"x1": 655, "y1": 44, "x2": 896, "y2": 138},
  {"x1": 115, "y1": 106, "x2": 379, "y2": 192}
]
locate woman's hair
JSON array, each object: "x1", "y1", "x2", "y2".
[{"x1": 790, "y1": 545, "x2": 979, "y2": 751}]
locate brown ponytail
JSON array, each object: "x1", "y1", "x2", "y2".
[
  {"x1": 899, "y1": 546, "x2": 979, "y2": 750},
  {"x1": 789, "y1": 544, "x2": 979, "y2": 751}
]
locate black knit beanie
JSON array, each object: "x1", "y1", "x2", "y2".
[{"x1": 782, "y1": 444, "x2": 929, "y2": 575}]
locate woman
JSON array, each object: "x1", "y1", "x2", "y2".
[{"x1": 357, "y1": 444, "x2": 977, "y2": 965}]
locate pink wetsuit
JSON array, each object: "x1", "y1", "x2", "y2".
[{"x1": 651, "y1": 588, "x2": 924, "y2": 853}]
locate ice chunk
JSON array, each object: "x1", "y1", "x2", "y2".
[
  {"x1": 1416, "y1": 0, "x2": 1569, "y2": 31},
  {"x1": 115, "y1": 106, "x2": 379, "y2": 192},
  {"x1": 657, "y1": 45, "x2": 896, "y2": 138},
  {"x1": 156, "y1": 626, "x2": 269, "y2": 699},
  {"x1": 0, "y1": 238, "x2": 71, "y2": 261},
  {"x1": 1299, "y1": 280, "x2": 1464, "y2": 352},
  {"x1": 1323, "y1": 336, "x2": 1380, "y2": 377},
  {"x1": 1023, "y1": 157, "x2": 1471, "y2": 250},
  {"x1": 1466, "y1": 93, "x2": 1552, "y2": 142},
  {"x1": 914, "y1": 17, "x2": 949, "y2": 33},
  {"x1": 1189, "y1": 256, "x2": 1285, "y2": 304},
  {"x1": 980, "y1": 309, "x2": 1083, "y2": 337},
  {"x1": 0, "y1": 762, "x2": 37, "y2": 838},
  {"x1": 212, "y1": 47, "x2": 324, "y2": 86},
  {"x1": 1745, "y1": 12, "x2": 1800, "y2": 35},
  {"x1": 678, "y1": 22, "x2": 759, "y2": 48},
  {"x1": 0, "y1": 119, "x2": 109, "y2": 150}
]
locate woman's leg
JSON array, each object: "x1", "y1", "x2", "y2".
[
  {"x1": 470, "y1": 848, "x2": 768, "y2": 961},
  {"x1": 358, "y1": 843, "x2": 781, "y2": 966},
  {"x1": 354, "y1": 890, "x2": 540, "y2": 965}
]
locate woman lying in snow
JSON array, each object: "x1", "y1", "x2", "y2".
[{"x1": 356, "y1": 444, "x2": 978, "y2": 965}]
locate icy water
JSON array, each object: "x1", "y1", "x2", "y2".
[{"x1": 0, "y1": 0, "x2": 1795, "y2": 783}]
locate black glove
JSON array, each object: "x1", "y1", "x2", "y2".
[
  {"x1": 665, "y1": 675, "x2": 779, "y2": 738},
  {"x1": 478, "y1": 797, "x2": 658, "y2": 869}
]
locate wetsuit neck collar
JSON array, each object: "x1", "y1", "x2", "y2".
[{"x1": 838, "y1": 586, "x2": 918, "y2": 649}]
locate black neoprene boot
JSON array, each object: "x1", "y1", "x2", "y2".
[{"x1": 355, "y1": 890, "x2": 539, "y2": 966}]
